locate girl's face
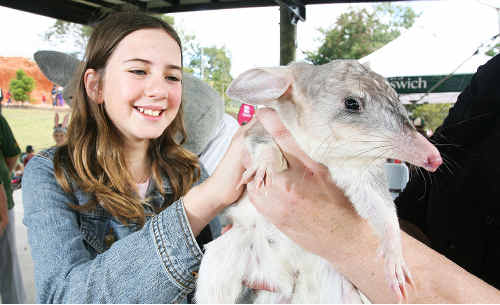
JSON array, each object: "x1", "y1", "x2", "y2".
[{"x1": 86, "y1": 28, "x2": 182, "y2": 144}]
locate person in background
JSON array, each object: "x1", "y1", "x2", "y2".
[
  {"x1": 6, "y1": 91, "x2": 11, "y2": 105},
  {"x1": 23, "y1": 145, "x2": 35, "y2": 167},
  {"x1": 0, "y1": 88, "x2": 3, "y2": 113},
  {"x1": 53, "y1": 113, "x2": 69, "y2": 146},
  {"x1": 56, "y1": 86, "x2": 65, "y2": 107},
  {"x1": 0, "y1": 113, "x2": 25, "y2": 303},
  {"x1": 51, "y1": 84, "x2": 57, "y2": 107},
  {"x1": 412, "y1": 117, "x2": 427, "y2": 138}
]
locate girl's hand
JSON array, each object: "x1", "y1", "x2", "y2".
[
  {"x1": 183, "y1": 119, "x2": 254, "y2": 235},
  {"x1": 203, "y1": 119, "x2": 255, "y2": 206}
]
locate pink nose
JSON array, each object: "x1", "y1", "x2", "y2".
[{"x1": 424, "y1": 155, "x2": 442, "y2": 172}]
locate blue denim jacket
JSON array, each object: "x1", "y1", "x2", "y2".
[{"x1": 22, "y1": 147, "x2": 220, "y2": 303}]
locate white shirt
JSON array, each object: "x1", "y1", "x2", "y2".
[{"x1": 199, "y1": 113, "x2": 239, "y2": 175}]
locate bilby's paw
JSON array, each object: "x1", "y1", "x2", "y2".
[
  {"x1": 241, "y1": 144, "x2": 288, "y2": 188},
  {"x1": 378, "y1": 240, "x2": 413, "y2": 303}
]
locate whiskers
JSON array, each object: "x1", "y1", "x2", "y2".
[{"x1": 309, "y1": 128, "x2": 394, "y2": 173}]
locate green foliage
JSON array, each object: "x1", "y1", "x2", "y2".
[
  {"x1": 182, "y1": 32, "x2": 233, "y2": 109},
  {"x1": 404, "y1": 103, "x2": 452, "y2": 132},
  {"x1": 44, "y1": 20, "x2": 92, "y2": 57},
  {"x1": 158, "y1": 14, "x2": 175, "y2": 26},
  {"x1": 304, "y1": 3, "x2": 419, "y2": 64},
  {"x1": 190, "y1": 46, "x2": 233, "y2": 103},
  {"x1": 9, "y1": 70, "x2": 35, "y2": 102},
  {"x1": 486, "y1": 42, "x2": 500, "y2": 57}
]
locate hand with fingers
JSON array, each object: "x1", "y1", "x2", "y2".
[{"x1": 247, "y1": 108, "x2": 361, "y2": 261}]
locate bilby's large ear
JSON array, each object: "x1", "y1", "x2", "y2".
[
  {"x1": 54, "y1": 113, "x2": 60, "y2": 127},
  {"x1": 34, "y1": 51, "x2": 80, "y2": 87},
  {"x1": 226, "y1": 67, "x2": 293, "y2": 105}
]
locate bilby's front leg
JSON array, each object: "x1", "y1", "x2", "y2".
[
  {"x1": 350, "y1": 187, "x2": 413, "y2": 303},
  {"x1": 238, "y1": 121, "x2": 288, "y2": 188}
]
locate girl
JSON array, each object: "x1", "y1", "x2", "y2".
[{"x1": 22, "y1": 11, "x2": 246, "y2": 303}]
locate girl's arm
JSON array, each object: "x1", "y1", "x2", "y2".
[
  {"x1": 183, "y1": 122, "x2": 249, "y2": 235},
  {"x1": 23, "y1": 155, "x2": 204, "y2": 303}
]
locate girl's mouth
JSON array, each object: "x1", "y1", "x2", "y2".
[{"x1": 134, "y1": 106, "x2": 165, "y2": 117}]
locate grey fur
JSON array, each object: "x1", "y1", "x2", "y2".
[{"x1": 33, "y1": 50, "x2": 224, "y2": 155}]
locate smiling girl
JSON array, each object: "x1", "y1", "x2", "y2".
[{"x1": 22, "y1": 11, "x2": 246, "y2": 303}]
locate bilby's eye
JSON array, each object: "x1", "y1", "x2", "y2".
[{"x1": 344, "y1": 97, "x2": 361, "y2": 112}]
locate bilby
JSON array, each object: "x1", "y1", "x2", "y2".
[{"x1": 195, "y1": 60, "x2": 442, "y2": 303}]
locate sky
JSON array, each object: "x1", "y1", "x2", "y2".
[{"x1": 0, "y1": 0, "x2": 498, "y2": 78}]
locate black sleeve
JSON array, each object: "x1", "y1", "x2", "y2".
[{"x1": 396, "y1": 54, "x2": 500, "y2": 231}]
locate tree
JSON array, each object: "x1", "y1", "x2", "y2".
[
  {"x1": 43, "y1": 20, "x2": 93, "y2": 58},
  {"x1": 486, "y1": 43, "x2": 500, "y2": 57},
  {"x1": 187, "y1": 46, "x2": 232, "y2": 103},
  {"x1": 304, "y1": 3, "x2": 419, "y2": 64},
  {"x1": 9, "y1": 69, "x2": 35, "y2": 102},
  {"x1": 404, "y1": 103, "x2": 452, "y2": 132}
]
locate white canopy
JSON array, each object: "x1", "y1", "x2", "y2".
[{"x1": 359, "y1": 0, "x2": 498, "y2": 104}]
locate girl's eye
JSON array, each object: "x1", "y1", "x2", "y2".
[
  {"x1": 129, "y1": 70, "x2": 146, "y2": 75},
  {"x1": 166, "y1": 75, "x2": 181, "y2": 82}
]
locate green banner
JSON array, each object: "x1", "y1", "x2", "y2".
[{"x1": 387, "y1": 74, "x2": 473, "y2": 94}]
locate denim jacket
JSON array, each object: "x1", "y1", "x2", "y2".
[{"x1": 22, "y1": 147, "x2": 220, "y2": 303}]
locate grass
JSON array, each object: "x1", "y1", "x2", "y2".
[{"x1": 2, "y1": 107, "x2": 70, "y2": 154}]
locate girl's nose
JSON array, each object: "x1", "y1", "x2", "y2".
[{"x1": 145, "y1": 74, "x2": 168, "y2": 99}]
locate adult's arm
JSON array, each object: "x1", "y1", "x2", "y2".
[
  {"x1": 5, "y1": 155, "x2": 19, "y2": 173},
  {"x1": 23, "y1": 155, "x2": 205, "y2": 303},
  {"x1": 0, "y1": 115, "x2": 20, "y2": 173},
  {"x1": 324, "y1": 212, "x2": 500, "y2": 303},
  {"x1": 0, "y1": 182, "x2": 7, "y2": 236},
  {"x1": 247, "y1": 108, "x2": 500, "y2": 303}
]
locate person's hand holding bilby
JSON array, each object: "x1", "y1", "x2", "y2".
[{"x1": 246, "y1": 108, "x2": 367, "y2": 265}]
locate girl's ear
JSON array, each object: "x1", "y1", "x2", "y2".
[{"x1": 84, "y1": 69, "x2": 103, "y2": 104}]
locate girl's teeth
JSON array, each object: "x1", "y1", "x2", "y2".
[{"x1": 137, "y1": 107, "x2": 161, "y2": 116}]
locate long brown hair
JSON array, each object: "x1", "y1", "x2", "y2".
[{"x1": 54, "y1": 11, "x2": 200, "y2": 226}]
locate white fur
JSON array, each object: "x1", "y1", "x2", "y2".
[{"x1": 196, "y1": 60, "x2": 440, "y2": 303}]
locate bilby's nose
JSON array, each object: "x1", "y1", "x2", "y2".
[{"x1": 424, "y1": 155, "x2": 442, "y2": 172}]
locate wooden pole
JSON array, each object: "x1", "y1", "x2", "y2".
[{"x1": 280, "y1": 5, "x2": 297, "y2": 66}]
